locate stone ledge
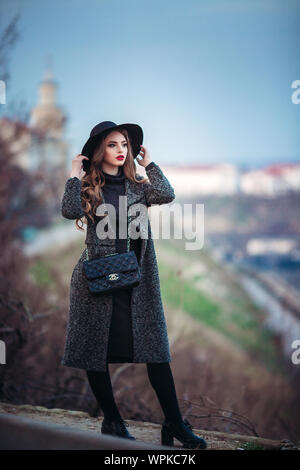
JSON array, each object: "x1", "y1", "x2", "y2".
[{"x1": 0, "y1": 401, "x2": 299, "y2": 450}]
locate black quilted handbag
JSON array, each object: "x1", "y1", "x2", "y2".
[{"x1": 83, "y1": 211, "x2": 141, "y2": 295}]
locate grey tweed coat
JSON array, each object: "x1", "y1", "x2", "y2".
[{"x1": 60, "y1": 162, "x2": 176, "y2": 372}]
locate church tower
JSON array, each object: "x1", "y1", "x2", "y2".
[
  {"x1": 29, "y1": 58, "x2": 68, "y2": 169},
  {"x1": 29, "y1": 69, "x2": 66, "y2": 139}
]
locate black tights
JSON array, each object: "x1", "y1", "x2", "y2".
[{"x1": 86, "y1": 362, "x2": 183, "y2": 424}]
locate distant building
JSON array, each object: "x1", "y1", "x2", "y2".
[
  {"x1": 29, "y1": 69, "x2": 68, "y2": 170},
  {"x1": 0, "y1": 118, "x2": 32, "y2": 169},
  {"x1": 0, "y1": 69, "x2": 68, "y2": 172},
  {"x1": 240, "y1": 163, "x2": 300, "y2": 196},
  {"x1": 160, "y1": 163, "x2": 240, "y2": 197},
  {"x1": 159, "y1": 162, "x2": 300, "y2": 198},
  {"x1": 0, "y1": 68, "x2": 70, "y2": 222},
  {"x1": 246, "y1": 238, "x2": 297, "y2": 255}
]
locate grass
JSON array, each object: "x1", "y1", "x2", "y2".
[
  {"x1": 159, "y1": 260, "x2": 223, "y2": 328},
  {"x1": 239, "y1": 441, "x2": 279, "y2": 450},
  {"x1": 28, "y1": 235, "x2": 285, "y2": 374},
  {"x1": 29, "y1": 260, "x2": 56, "y2": 288},
  {"x1": 30, "y1": 239, "x2": 85, "y2": 282},
  {"x1": 157, "y1": 240, "x2": 284, "y2": 374}
]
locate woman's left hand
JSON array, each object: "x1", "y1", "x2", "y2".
[{"x1": 136, "y1": 145, "x2": 152, "y2": 168}]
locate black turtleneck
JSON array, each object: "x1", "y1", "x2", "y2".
[
  {"x1": 102, "y1": 166, "x2": 126, "y2": 219},
  {"x1": 101, "y1": 165, "x2": 141, "y2": 261},
  {"x1": 102, "y1": 165, "x2": 140, "y2": 362}
]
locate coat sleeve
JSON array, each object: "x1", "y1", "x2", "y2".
[
  {"x1": 61, "y1": 177, "x2": 85, "y2": 220},
  {"x1": 143, "y1": 161, "x2": 176, "y2": 207}
]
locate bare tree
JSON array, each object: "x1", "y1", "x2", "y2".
[{"x1": 0, "y1": 11, "x2": 59, "y2": 403}]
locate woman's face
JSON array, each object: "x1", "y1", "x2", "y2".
[{"x1": 102, "y1": 130, "x2": 128, "y2": 170}]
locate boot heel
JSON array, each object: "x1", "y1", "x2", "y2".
[{"x1": 161, "y1": 425, "x2": 174, "y2": 446}]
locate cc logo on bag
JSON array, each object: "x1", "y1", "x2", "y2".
[{"x1": 108, "y1": 273, "x2": 119, "y2": 281}]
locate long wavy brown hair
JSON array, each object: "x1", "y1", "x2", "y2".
[{"x1": 75, "y1": 128, "x2": 149, "y2": 231}]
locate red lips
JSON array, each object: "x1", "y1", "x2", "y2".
[{"x1": 116, "y1": 155, "x2": 124, "y2": 159}]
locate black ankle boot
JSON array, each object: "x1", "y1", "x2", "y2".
[
  {"x1": 101, "y1": 417, "x2": 136, "y2": 440},
  {"x1": 161, "y1": 418, "x2": 207, "y2": 449}
]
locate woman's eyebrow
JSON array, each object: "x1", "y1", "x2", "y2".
[{"x1": 107, "y1": 140, "x2": 127, "y2": 143}]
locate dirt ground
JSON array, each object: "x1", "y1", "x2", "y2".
[{"x1": 0, "y1": 401, "x2": 299, "y2": 450}]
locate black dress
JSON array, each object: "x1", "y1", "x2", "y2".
[{"x1": 101, "y1": 166, "x2": 142, "y2": 363}]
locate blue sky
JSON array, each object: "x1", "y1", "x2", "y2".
[{"x1": 1, "y1": 0, "x2": 300, "y2": 169}]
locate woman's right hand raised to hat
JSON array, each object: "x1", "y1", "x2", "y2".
[{"x1": 70, "y1": 154, "x2": 89, "y2": 180}]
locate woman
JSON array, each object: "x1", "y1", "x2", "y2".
[{"x1": 61, "y1": 121, "x2": 207, "y2": 449}]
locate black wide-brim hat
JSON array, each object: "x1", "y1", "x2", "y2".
[{"x1": 81, "y1": 121, "x2": 143, "y2": 172}]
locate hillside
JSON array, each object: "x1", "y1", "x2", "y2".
[{"x1": 5, "y1": 234, "x2": 299, "y2": 443}]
